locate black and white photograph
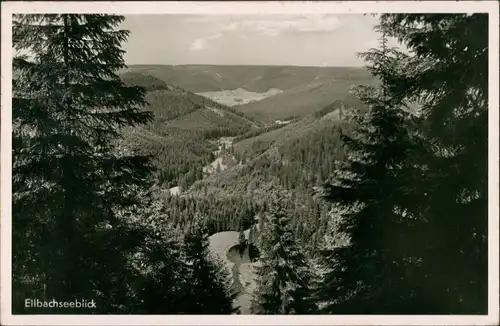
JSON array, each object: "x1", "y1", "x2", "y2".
[{"x1": 1, "y1": 1, "x2": 499, "y2": 325}]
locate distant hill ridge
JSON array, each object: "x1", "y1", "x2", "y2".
[
  {"x1": 119, "y1": 64, "x2": 375, "y2": 123},
  {"x1": 120, "y1": 64, "x2": 373, "y2": 93}
]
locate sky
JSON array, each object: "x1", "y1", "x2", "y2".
[{"x1": 120, "y1": 14, "x2": 404, "y2": 67}]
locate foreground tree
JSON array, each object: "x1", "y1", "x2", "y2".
[
  {"x1": 316, "y1": 27, "x2": 419, "y2": 313},
  {"x1": 381, "y1": 13, "x2": 489, "y2": 314},
  {"x1": 12, "y1": 14, "x2": 154, "y2": 313},
  {"x1": 128, "y1": 197, "x2": 194, "y2": 313},
  {"x1": 251, "y1": 196, "x2": 316, "y2": 314},
  {"x1": 182, "y1": 217, "x2": 237, "y2": 314},
  {"x1": 318, "y1": 13, "x2": 488, "y2": 314}
]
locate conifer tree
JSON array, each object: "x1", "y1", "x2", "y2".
[
  {"x1": 318, "y1": 13, "x2": 489, "y2": 314},
  {"x1": 12, "y1": 14, "x2": 154, "y2": 313},
  {"x1": 182, "y1": 217, "x2": 237, "y2": 314},
  {"x1": 128, "y1": 195, "x2": 198, "y2": 314},
  {"x1": 131, "y1": 220, "x2": 191, "y2": 314},
  {"x1": 251, "y1": 196, "x2": 316, "y2": 314},
  {"x1": 379, "y1": 13, "x2": 489, "y2": 313},
  {"x1": 316, "y1": 26, "x2": 419, "y2": 314}
]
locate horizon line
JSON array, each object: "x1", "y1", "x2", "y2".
[{"x1": 124, "y1": 63, "x2": 367, "y2": 68}]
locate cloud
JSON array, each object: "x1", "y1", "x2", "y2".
[
  {"x1": 186, "y1": 14, "x2": 343, "y2": 37},
  {"x1": 188, "y1": 33, "x2": 222, "y2": 51},
  {"x1": 189, "y1": 39, "x2": 206, "y2": 51},
  {"x1": 186, "y1": 15, "x2": 343, "y2": 52},
  {"x1": 224, "y1": 15, "x2": 342, "y2": 36}
]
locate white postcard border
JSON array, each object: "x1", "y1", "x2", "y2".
[{"x1": 1, "y1": 1, "x2": 498, "y2": 325}]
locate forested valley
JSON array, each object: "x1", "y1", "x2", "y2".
[{"x1": 11, "y1": 13, "x2": 489, "y2": 315}]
